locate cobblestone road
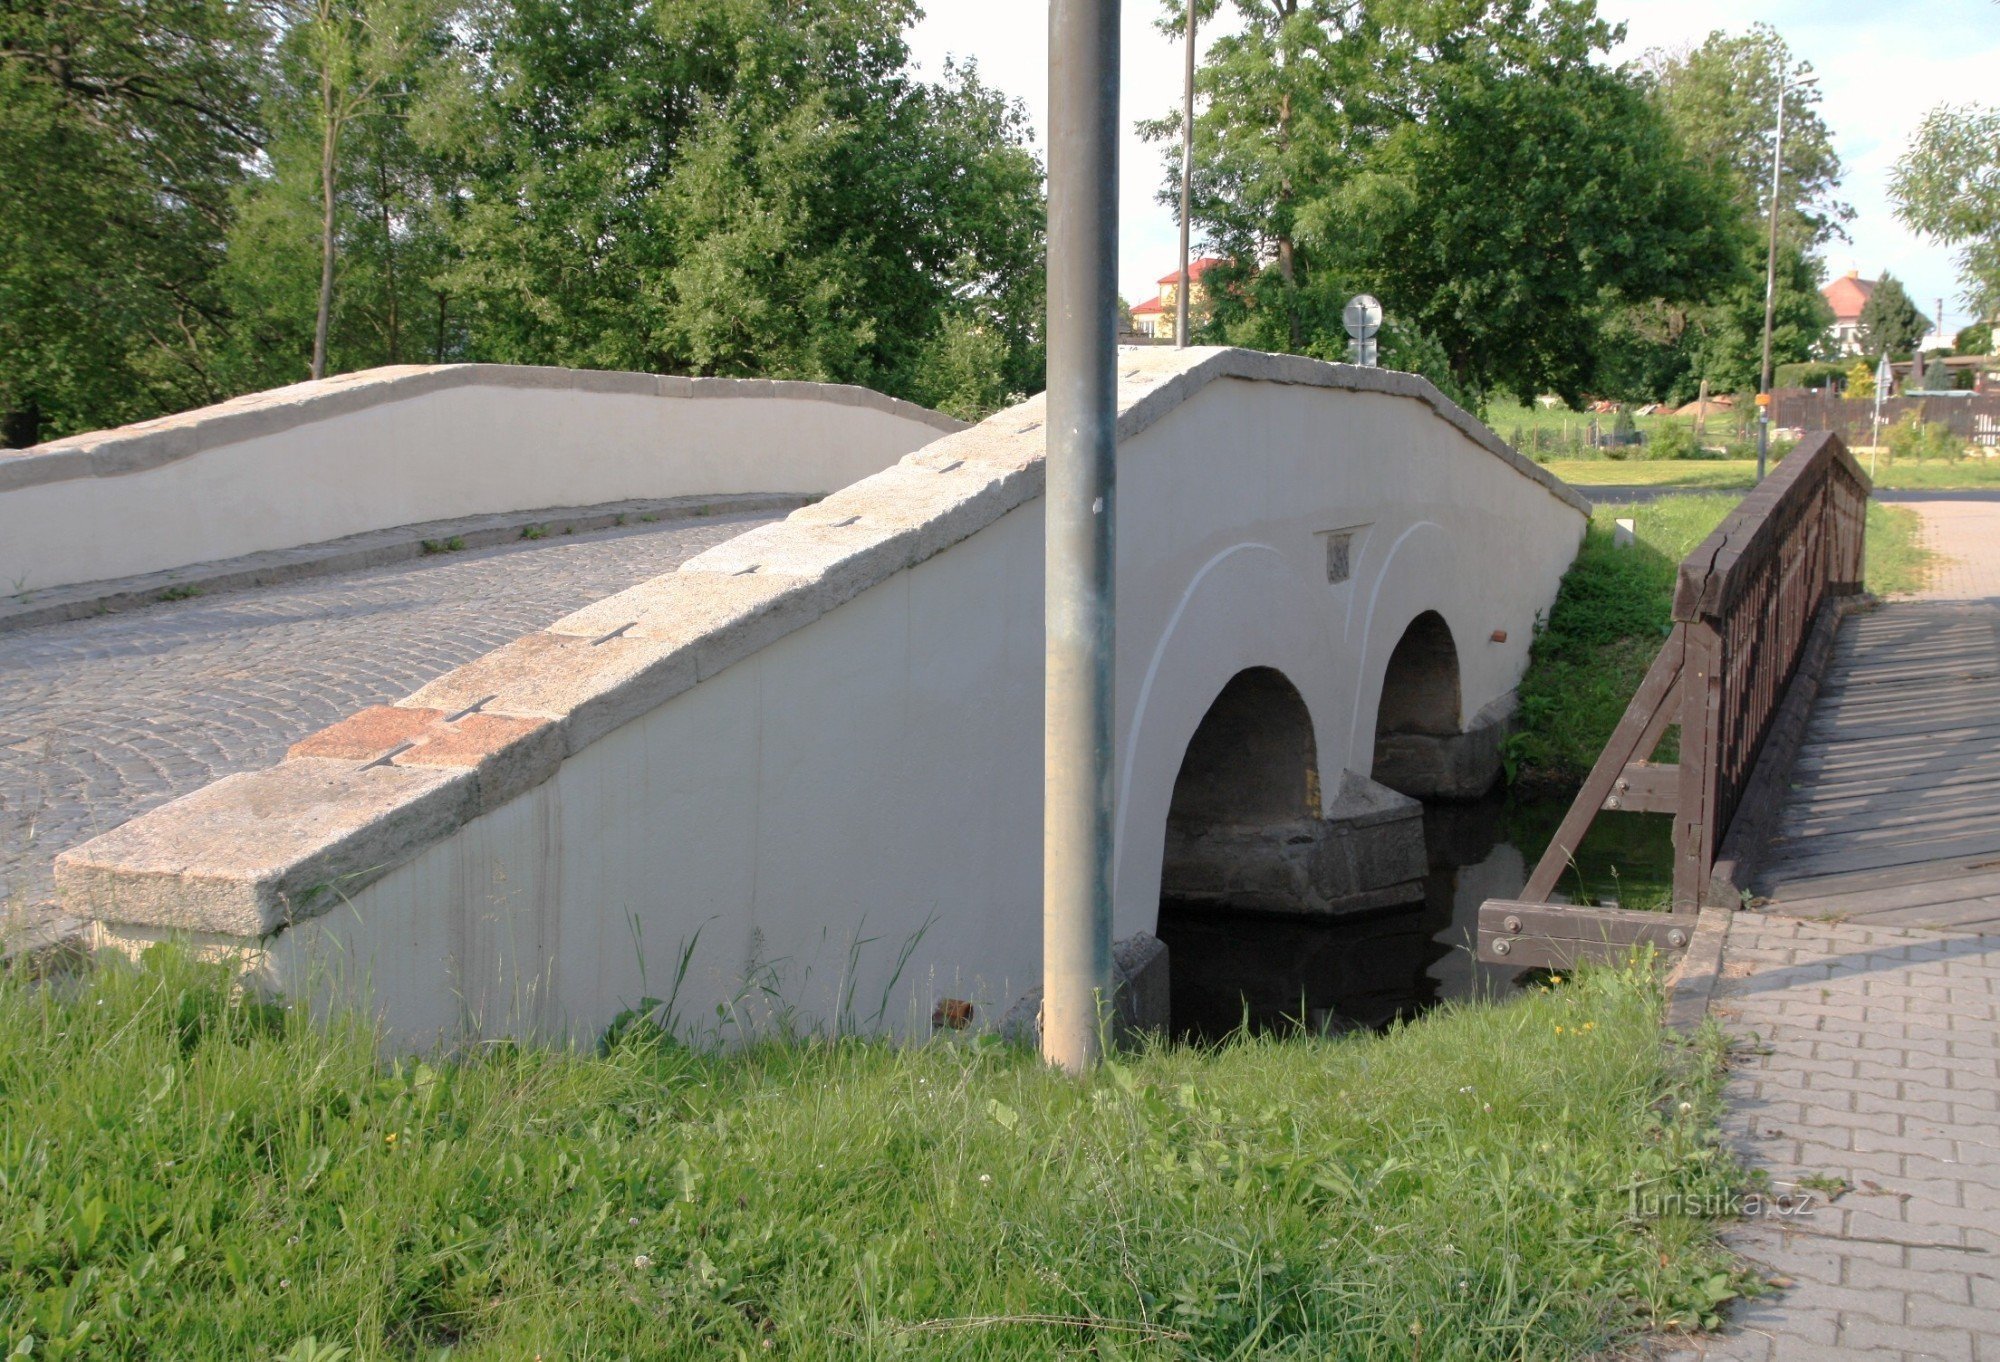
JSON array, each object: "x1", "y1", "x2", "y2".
[{"x1": 0, "y1": 511, "x2": 776, "y2": 934}]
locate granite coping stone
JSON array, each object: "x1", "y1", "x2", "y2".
[
  {"x1": 0, "y1": 365, "x2": 965, "y2": 493},
  {"x1": 55, "y1": 347, "x2": 1589, "y2": 937}
]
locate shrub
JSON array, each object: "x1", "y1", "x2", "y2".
[
  {"x1": 1845, "y1": 360, "x2": 1875, "y2": 402},
  {"x1": 1885, "y1": 411, "x2": 1965, "y2": 463},
  {"x1": 1774, "y1": 360, "x2": 1848, "y2": 391},
  {"x1": 1644, "y1": 422, "x2": 1699, "y2": 461}
]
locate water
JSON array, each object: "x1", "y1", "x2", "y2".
[{"x1": 1154, "y1": 793, "x2": 1675, "y2": 1041}]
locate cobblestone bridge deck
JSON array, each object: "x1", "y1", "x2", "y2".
[{"x1": 0, "y1": 509, "x2": 777, "y2": 949}]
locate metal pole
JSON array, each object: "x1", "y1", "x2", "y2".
[
  {"x1": 1757, "y1": 62, "x2": 1787, "y2": 483},
  {"x1": 1043, "y1": 0, "x2": 1119, "y2": 1075},
  {"x1": 1175, "y1": 1, "x2": 1195, "y2": 348}
]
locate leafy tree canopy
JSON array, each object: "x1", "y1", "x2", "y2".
[
  {"x1": 1144, "y1": 0, "x2": 1744, "y2": 407},
  {"x1": 1891, "y1": 103, "x2": 2000, "y2": 317},
  {"x1": 2, "y1": 0, "x2": 1046, "y2": 443},
  {"x1": 1857, "y1": 273, "x2": 1930, "y2": 359}
]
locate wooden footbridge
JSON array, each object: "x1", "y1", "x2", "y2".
[{"x1": 1478, "y1": 432, "x2": 2000, "y2": 966}]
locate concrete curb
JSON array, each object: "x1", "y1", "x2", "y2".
[
  {"x1": 1664, "y1": 905, "x2": 1733, "y2": 1033},
  {"x1": 0, "y1": 493, "x2": 813, "y2": 635}
]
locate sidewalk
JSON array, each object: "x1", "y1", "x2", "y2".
[{"x1": 1661, "y1": 500, "x2": 2000, "y2": 1360}]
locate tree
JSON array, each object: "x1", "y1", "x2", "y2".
[
  {"x1": 1957, "y1": 322, "x2": 1993, "y2": 356},
  {"x1": 1643, "y1": 27, "x2": 1850, "y2": 253},
  {"x1": 1891, "y1": 104, "x2": 2000, "y2": 316},
  {"x1": 1145, "y1": 0, "x2": 1742, "y2": 405},
  {"x1": 1845, "y1": 359, "x2": 1874, "y2": 401},
  {"x1": 0, "y1": 0, "x2": 266, "y2": 443},
  {"x1": 1600, "y1": 26, "x2": 1848, "y2": 402},
  {"x1": 1857, "y1": 273, "x2": 1928, "y2": 359}
]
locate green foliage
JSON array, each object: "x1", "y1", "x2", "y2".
[
  {"x1": 1773, "y1": 361, "x2": 1849, "y2": 390},
  {"x1": 1891, "y1": 103, "x2": 2000, "y2": 317},
  {"x1": 1145, "y1": 0, "x2": 1742, "y2": 406},
  {"x1": 1857, "y1": 273, "x2": 1930, "y2": 359},
  {"x1": 1845, "y1": 360, "x2": 1876, "y2": 401},
  {"x1": 1921, "y1": 358, "x2": 1953, "y2": 391},
  {"x1": 1956, "y1": 321, "x2": 1993, "y2": 356},
  {"x1": 1512, "y1": 493, "x2": 1935, "y2": 788},
  {"x1": 4, "y1": 0, "x2": 1046, "y2": 442},
  {"x1": 1645, "y1": 422, "x2": 1700, "y2": 461},
  {"x1": 906, "y1": 314, "x2": 1017, "y2": 422},
  {"x1": 1885, "y1": 411, "x2": 1965, "y2": 463},
  {"x1": 0, "y1": 0, "x2": 267, "y2": 444},
  {"x1": 0, "y1": 948, "x2": 1754, "y2": 1356},
  {"x1": 1509, "y1": 496, "x2": 1737, "y2": 789},
  {"x1": 1642, "y1": 26, "x2": 1849, "y2": 251}
]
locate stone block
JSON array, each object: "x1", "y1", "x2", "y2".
[
  {"x1": 1372, "y1": 692, "x2": 1516, "y2": 800},
  {"x1": 404, "y1": 632, "x2": 699, "y2": 757},
  {"x1": 290, "y1": 705, "x2": 445, "y2": 761},
  {"x1": 55, "y1": 758, "x2": 476, "y2": 935}
]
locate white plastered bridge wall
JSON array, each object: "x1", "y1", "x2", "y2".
[
  {"x1": 56, "y1": 347, "x2": 1589, "y2": 1046},
  {"x1": 0, "y1": 364, "x2": 961, "y2": 595}
]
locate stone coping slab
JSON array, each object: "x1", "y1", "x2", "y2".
[
  {"x1": 56, "y1": 347, "x2": 1589, "y2": 937},
  {"x1": 0, "y1": 365, "x2": 964, "y2": 493}
]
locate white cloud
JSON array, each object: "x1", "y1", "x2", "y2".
[{"x1": 908, "y1": 0, "x2": 2000, "y2": 333}]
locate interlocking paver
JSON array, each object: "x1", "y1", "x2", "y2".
[
  {"x1": 1679, "y1": 914, "x2": 2000, "y2": 1358},
  {"x1": 0, "y1": 510, "x2": 777, "y2": 943}
]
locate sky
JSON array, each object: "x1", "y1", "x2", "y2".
[{"x1": 906, "y1": 0, "x2": 2000, "y2": 340}]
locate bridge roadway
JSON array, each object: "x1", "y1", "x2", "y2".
[{"x1": 0, "y1": 509, "x2": 778, "y2": 950}]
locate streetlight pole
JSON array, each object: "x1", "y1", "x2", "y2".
[
  {"x1": 1042, "y1": 0, "x2": 1119, "y2": 1075},
  {"x1": 1175, "y1": 1, "x2": 1195, "y2": 348},
  {"x1": 1757, "y1": 64, "x2": 1815, "y2": 482}
]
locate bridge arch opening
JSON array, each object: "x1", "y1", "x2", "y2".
[
  {"x1": 1154, "y1": 667, "x2": 1334, "y2": 1039},
  {"x1": 1370, "y1": 610, "x2": 1469, "y2": 799}
]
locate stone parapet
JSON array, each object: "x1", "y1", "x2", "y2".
[{"x1": 56, "y1": 347, "x2": 1585, "y2": 944}]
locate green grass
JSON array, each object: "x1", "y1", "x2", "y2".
[
  {"x1": 1, "y1": 950, "x2": 1754, "y2": 1359},
  {"x1": 1865, "y1": 503, "x2": 1930, "y2": 596},
  {"x1": 1542, "y1": 457, "x2": 2000, "y2": 491},
  {"x1": 1509, "y1": 495, "x2": 1931, "y2": 792}
]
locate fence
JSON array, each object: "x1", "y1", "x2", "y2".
[
  {"x1": 1477, "y1": 432, "x2": 1871, "y2": 966},
  {"x1": 1771, "y1": 390, "x2": 2000, "y2": 448}
]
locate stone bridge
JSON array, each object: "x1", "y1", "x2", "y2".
[{"x1": 27, "y1": 347, "x2": 1588, "y2": 1044}]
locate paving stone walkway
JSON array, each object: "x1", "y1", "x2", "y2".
[
  {"x1": 1663, "y1": 498, "x2": 2000, "y2": 1360},
  {"x1": 0, "y1": 511, "x2": 775, "y2": 942}
]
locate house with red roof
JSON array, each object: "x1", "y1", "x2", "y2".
[
  {"x1": 1822, "y1": 271, "x2": 1874, "y2": 356},
  {"x1": 1126, "y1": 257, "x2": 1226, "y2": 343}
]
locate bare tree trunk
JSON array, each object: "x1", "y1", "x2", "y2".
[
  {"x1": 434, "y1": 291, "x2": 447, "y2": 362},
  {"x1": 377, "y1": 142, "x2": 399, "y2": 363},
  {"x1": 312, "y1": 55, "x2": 341, "y2": 382}
]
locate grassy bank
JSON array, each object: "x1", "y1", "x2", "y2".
[
  {"x1": 1, "y1": 951, "x2": 1750, "y2": 1358},
  {"x1": 1541, "y1": 458, "x2": 2000, "y2": 492},
  {"x1": 1508, "y1": 495, "x2": 1930, "y2": 792}
]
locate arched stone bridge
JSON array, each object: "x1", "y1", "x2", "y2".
[{"x1": 34, "y1": 348, "x2": 1588, "y2": 1043}]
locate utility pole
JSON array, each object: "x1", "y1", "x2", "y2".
[
  {"x1": 1175, "y1": 1, "x2": 1195, "y2": 348},
  {"x1": 1042, "y1": 0, "x2": 1119, "y2": 1076},
  {"x1": 1757, "y1": 63, "x2": 1814, "y2": 482}
]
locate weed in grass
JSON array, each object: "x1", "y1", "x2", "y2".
[
  {"x1": 520, "y1": 524, "x2": 547, "y2": 540},
  {"x1": 0, "y1": 948, "x2": 1755, "y2": 1358},
  {"x1": 155, "y1": 584, "x2": 203, "y2": 602},
  {"x1": 419, "y1": 536, "x2": 467, "y2": 555}
]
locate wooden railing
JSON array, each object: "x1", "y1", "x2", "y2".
[{"x1": 1479, "y1": 433, "x2": 1871, "y2": 968}]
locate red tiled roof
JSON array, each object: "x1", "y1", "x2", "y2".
[
  {"x1": 1822, "y1": 272, "x2": 1874, "y2": 323},
  {"x1": 1156, "y1": 256, "x2": 1226, "y2": 286},
  {"x1": 1129, "y1": 296, "x2": 1163, "y2": 316}
]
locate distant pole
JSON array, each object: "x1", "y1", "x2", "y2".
[
  {"x1": 1756, "y1": 59, "x2": 1790, "y2": 484},
  {"x1": 1175, "y1": 1, "x2": 1195, "y2": 348},
  {"x1": 1043, "y1": 0, "x2": 1119, "y2": 1076}
]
